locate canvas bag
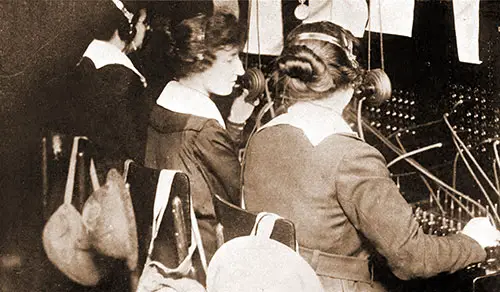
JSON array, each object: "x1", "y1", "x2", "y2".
[
  {"x1": 206, "y1": 213, "x2": 324, "y2": 292},
  {"x1": 42, "y1": 136, "x2": 101, "y2": 286},
  {"x1": 136, "y1": 170, "x2": 207, "y2": 292},
  {"x1": 82, "y1": 166, "x2": 138, "y2": 271}
]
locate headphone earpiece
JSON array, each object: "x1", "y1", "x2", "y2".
[
  {"x1": 111, "y1": 0, "x2": 136, "y2": 42},
  {"x1": 128, "y1": 21, "x2": 136, "y2": 40},
  {"x1": 117, "y1": 19, "x2": 136, "y2": 43}
]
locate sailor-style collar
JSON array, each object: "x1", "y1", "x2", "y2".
[
  {"x1": 259, "y1": 101, "x2": 356, "y2": 146},
  {"x1": 82, "y1": 39, "x2": 147, "y2": 88},
  {"x1": 156, "y1": 81, "x2": 226, "y2": 129}
]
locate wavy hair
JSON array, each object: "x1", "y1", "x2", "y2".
[
  {"x1": 273, "y1": 22, "x2": 364, "y2": 106},
  {"x1": 168, "y1": 11, "x2": 243, "y2": 79}
]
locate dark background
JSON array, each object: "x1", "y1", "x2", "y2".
[{"x1": 1, "y1": 0, "x2": 499, "y2": 290}]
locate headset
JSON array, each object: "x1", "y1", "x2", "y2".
[
  {"x1": 237, "y1": 67, "x2": 266, "y2": 103},
  {"x1": 354, "y1": 68, "x2": 392, "y2": 107},
  {"x1": 295, "y1": 32, "x2": 392, "y2": 107},
  {"x1": 111, "y1": 0, "x2": 136, "y2": 43}
]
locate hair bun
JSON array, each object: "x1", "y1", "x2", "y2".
[
  {"x1": 278, "y1": 56, "x2": 314, "y2": 83},
  {"x1": 277, "y1": 45, "x2": 333, "y2": 88}
]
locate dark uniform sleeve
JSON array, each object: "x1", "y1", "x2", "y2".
[
  {"x1": 335, "y1": 141, "x2": 486, "y2": 280},
  {"x1": 192, "y1": 121, "x2": 242, "y2": 206},
  {"x1": 225, "y1": 120, "x2": 246, "y2": 146}
]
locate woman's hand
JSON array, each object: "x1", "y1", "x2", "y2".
[
  {"x1": 461, "y1": 217, "x2": 500, "y2": 248},
  {"x1": 227, "y1": 89, "x2": 259, "y2": 124}
]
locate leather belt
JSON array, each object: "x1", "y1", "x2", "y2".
[{"x1": 299, "y1": 246, "x2": 373, "y2": 284}]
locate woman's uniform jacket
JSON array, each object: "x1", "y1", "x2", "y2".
[
  {"x1": 61, "y1": 40, "x2": 149, "y2": 178},
  {"x1": 48, "y1": 39, "x2": 148, "y2": 292},
  {"x1": 242, "y1": 102, "x2": 486, "y2": 292},
  {"x1": 145, "y1": 81, "x2": 242, "y2": 259}
]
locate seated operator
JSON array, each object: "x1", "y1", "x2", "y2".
[
  {"x1": 241, "y1": 21, "x2": 500, "y2": 292},
  {"x1": 145, "y1": 11, "x2": 257, "y2": 261}
]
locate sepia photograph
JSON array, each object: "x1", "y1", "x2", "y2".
[{"x1": 1, "y1": 0, "x2": 499, "y2": 291}]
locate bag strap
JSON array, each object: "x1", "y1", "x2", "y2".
[
  {"x1": 63, "y1": 136, "x2": 100, "y2": 205},
  {"x1": 250, "y1": 212, "x2": 299, "y2": 252},
  {"x1": 145, "y1": 198, "x2": 206, "y2": 276},
  {"x1": 145, "y1": 170, "x2": 208, "y2": 276},
  {"x1": 250, "y1": 212, "x2": 281, "y2": 238},
  {"x1": 89, "y1": 158, "x2": 99, "y2": 191},
  {"x1": 149, "y1": 169, "x2": 177, "y2": 255},
  {"x1": 63, "y1": 136, "x2": 81, "y2": 204},
  {"x1": 189, "y1": 196, "x2": 208, "y2": 272},
  {"x1": 123, "y1": 159, "x2": 133, "y2": 182}
]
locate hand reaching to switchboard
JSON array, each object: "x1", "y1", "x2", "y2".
[{"x1": 461, "y1": 217, "x2": 500, "y2": 249}]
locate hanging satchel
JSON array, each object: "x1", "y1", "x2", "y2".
[
  {"x1": 135, "y1": 169, "x2": 206, "y2": 292},
  {"x1": 81, "y1": 167, "x2": 138, "y2": 272},
  {"x1": 42, "y1": 136, "x2": 101, "y2": 286},
  {"x1": 206, "y1": 212, "x2": 324, "y2": 292}
]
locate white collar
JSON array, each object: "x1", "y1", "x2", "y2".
[
  {"x1": 82, "y1": 39, "x2": 147, "y2": 88},
  {"x1": 156, "y1": 81, "x2": 226, "y2": 129},
  {"x1": 258, "y1": 102, "x2": 356, "y2": 146}
]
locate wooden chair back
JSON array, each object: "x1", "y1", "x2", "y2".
[
  {"x1": 124, "y1": 160, "x2": 205, "y2": 285},
  {"x1": 41, "y1": 132, "x2": 93, "y2": 219},
  {"x1": 213, "y1": 193, "x2": 297, "y2": 251}
]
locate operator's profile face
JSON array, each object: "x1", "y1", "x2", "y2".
[{"x1": 201, "y1": 47, "x2": 245, "y2": 96}]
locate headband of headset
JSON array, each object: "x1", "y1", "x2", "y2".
[
  {"x1": 111, "y1": 0, "x2": 134, "y2": 24},
  {"x1": 295, "y1": 32, "x2": 356, "y2": 65}
]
